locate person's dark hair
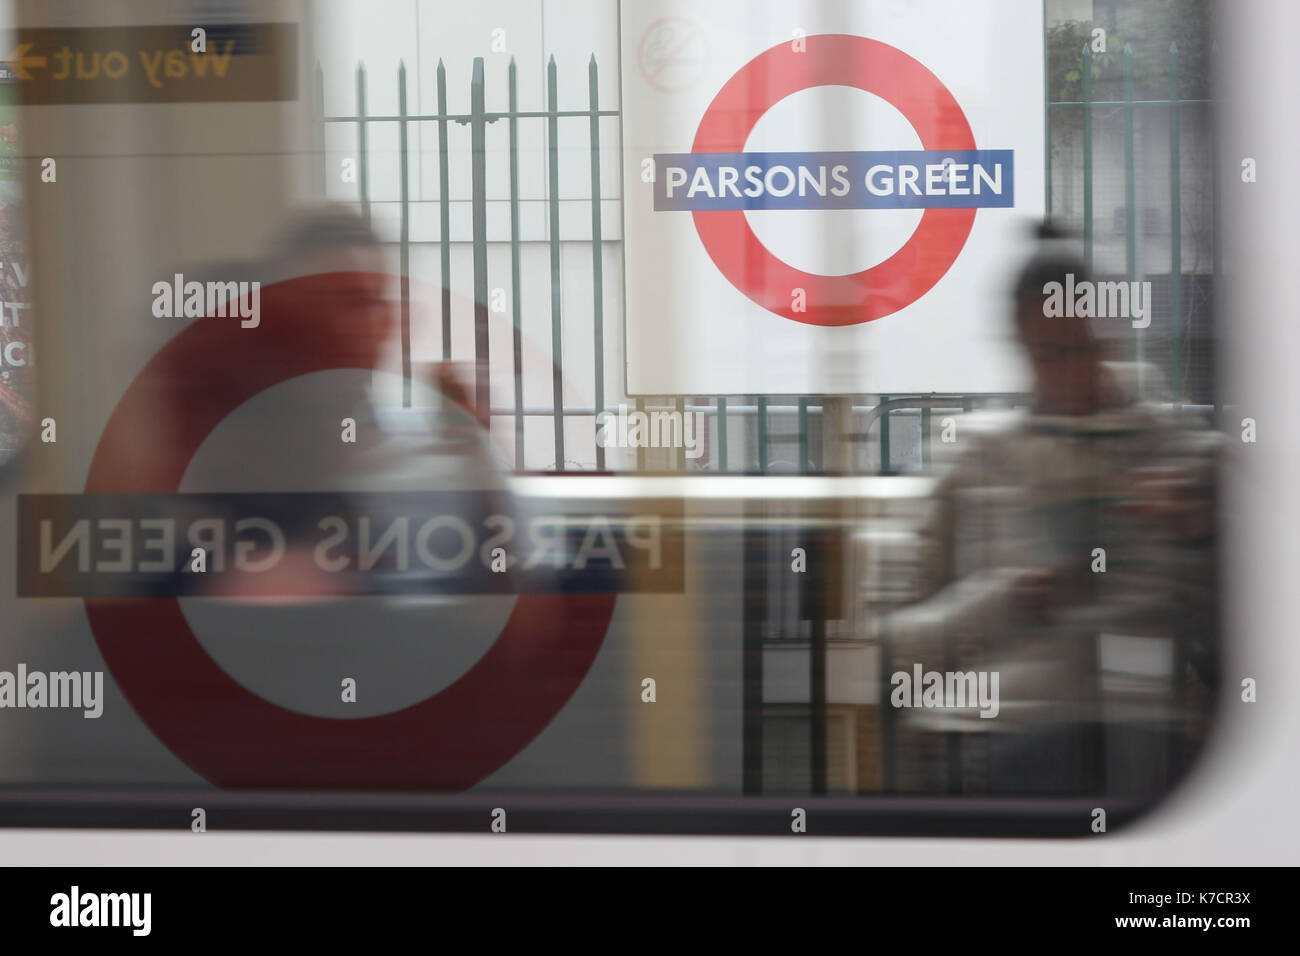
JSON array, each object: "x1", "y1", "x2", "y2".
[
  {"x1": 275, "y1": 204, "x2": 380, "y2": 262},
  {"x1": 1012, "y1": 220, "x2": 1090, "y2": 306}
]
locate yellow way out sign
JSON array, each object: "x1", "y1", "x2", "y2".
[{"x1": 3, "y1": 24, "x2": 297, "y2": 104}]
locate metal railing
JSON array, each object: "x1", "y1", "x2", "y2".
[
  {"x1": 318, "y1": 40, "x2": 1215, "y2": 474},
  {"x1": 316, "y1": 55, "x2": 618, "y2": 471},
  {"x1": 1048, "y1": 42, "x2": 1215, "y2": 403}
]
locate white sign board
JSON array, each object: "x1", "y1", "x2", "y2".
[{"x1": 620, "y1": 0, "x2": 1046, "y2": 395}]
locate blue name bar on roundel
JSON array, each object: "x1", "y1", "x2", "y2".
[{"x1": 654, "y1": 149, "x2": 1015, "y2": 211}]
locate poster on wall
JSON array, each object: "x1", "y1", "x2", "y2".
[{"x1": 620, "y1": 0, "x2": 1045, "y2": 395}]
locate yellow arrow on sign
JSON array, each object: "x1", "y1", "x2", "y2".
[{"x1": 5, "y1": 43, "x2": 47, "y2": 80}]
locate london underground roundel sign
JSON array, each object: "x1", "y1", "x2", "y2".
[
  {"x1": 657, "y1": 34, "x2": 1009, "y2": 327},
  {"x1": 82, "y1": 275, "x2": 616, "y2": 790},
  {"x1": 620, "y1": 0, "x2": 1045, "y2": 396}
]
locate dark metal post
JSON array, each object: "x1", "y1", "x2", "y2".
[
  {"x1": 470, "y1": 59, "x2": 490, "y2": 423},
  {"x1": 879, "y1": 394, "x2": 891, "y2": 473},
  {"x1": 547, "y1": 57, "x2": 565, "y2": 469},
  {"x1": 1082, "y1": 44, "x2": 1094, "y2": 269},
  {"x1": 312, "y1": 63, "x2": 325, "y2": 196},
  {"x1": 1169, "y1": 42, "x2": 1183, "y2": 400},
  {"x1": 798, "y1": 399, "x2": 809, "y2": 474},
  {"x1": 1123, "y1": 45, "x2": 1138, "y2": 370},
  {"x1": 437, "y1": 60, "x2": 452, "y2": 361},
  {"x1": 355, "y1": 64, "x2": 370, "y2": 228},
  {"x1": 589, "y1": 57, "x2": 606, "y2": 470},
  {"x1": 742, "y1": 516, "x2": 766, "y2": 793},
  {"x1": 398, "y1": 62, "x2": 411, "y2": 408},
  {"x1": 508, "y1": 59, "x2": 525, "y2": 468},
  {"x1": 716, "y1": 397, "x2": 727, "y2": 472}
]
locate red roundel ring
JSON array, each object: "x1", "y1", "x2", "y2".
[
  {"x1": 691, "y1": 34, "x2": 978, "y2": 327},
  {"x1": 83, "y1": 273, "x2": 616, "y2": 789}
]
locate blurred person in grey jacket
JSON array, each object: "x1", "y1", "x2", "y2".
[{"x1": 884, "y1": 225, "x2": 1220, "y2": 797}]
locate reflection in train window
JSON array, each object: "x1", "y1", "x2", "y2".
[{"x1": 0, "y1": 0, "x2": 1221, "y2": 836}]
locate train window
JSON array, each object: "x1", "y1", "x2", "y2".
[{"x1": 0, "y1": 0, "x2": 1223, "y2": 838}]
